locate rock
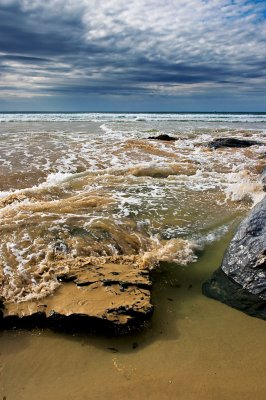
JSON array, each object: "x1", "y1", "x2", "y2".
[
  {"x1": 148, "y1": 134, "x2": 177, "y2": 141},
  {"x1": 207, "y1": 137, "x2": 262, "y2": 149},
  {"x1": 202, "y1": 269, "x2": 266, "y2": 319},
  {"x1": 202, "y1": 196, "x2": 266, "y2": 320},
  {"x1": 262, "y1": 168, "x2": 266, "y2": 191},
  {"x1": 0, "y1": 261, "x2": 153, "y2": 334}
]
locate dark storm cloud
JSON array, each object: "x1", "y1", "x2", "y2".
[
  {"x1": 0, "y1": 0, "x2": 265, "y2": 104},
  {"x1": 0, "y1": 4, "x2": 88, "y2": 56},
  {"x1": 0, "y1": 54, "x2": 50, "y2": 62}
]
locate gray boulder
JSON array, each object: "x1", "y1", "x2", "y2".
[
  {"x1": 262, "y1": 168, "x2": 266, "y2": 191},
  {"x1": 202, "y1": 196, "x2": 266, "y2": 319}
]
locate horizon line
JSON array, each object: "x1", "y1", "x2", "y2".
[{"x1": 1, "y1": 110, "x2": 266, "y2": 114}]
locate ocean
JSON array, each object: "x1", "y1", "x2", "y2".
[{"x1": 0, "y1": 112, "x2": 266, "y2": 399}]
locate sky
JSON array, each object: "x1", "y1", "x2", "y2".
[{"x1": 0, "y1": 0, "x2": 265, "y2": 112}]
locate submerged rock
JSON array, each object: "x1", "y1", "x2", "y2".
[
  {"x1": 202, "y1": 196, "x2": 266, "y2": 320},
  {"x1": 147, "y1": 134, "x2": 177, "y2": 141},
  {"x1": 0, "y1": 261, "x2": 153, "y2": 334},
  {"x1": 207, "y1": 137, "x2": 261, "y2": 149}
]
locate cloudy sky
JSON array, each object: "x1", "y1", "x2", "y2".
[{"x1": 0, "y1": 0, "x2": 265, "y2": 111}]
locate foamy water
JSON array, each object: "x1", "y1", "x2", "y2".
[
  {"x1": 1, "y1": 112, "x2": 266, "y2": 123},
  {"x1": 0, "y1": 113, "x2": 265, "y2": 303}
]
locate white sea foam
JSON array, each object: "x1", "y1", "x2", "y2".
[
  {"x1": 100, "y1": 123, "x2": 114, "y2": 134},
  {"x1": 1, "y1": 112, "x2": 266, "y2": 123},
  {"x1": 194, "y1": 224, "x2": 231, "y2": 247},
  {"x1": 224, "y1": 170, "x2": 265, "y2": 205},
  {"x1": 0, "y1": 191, "x2": 12, "y2": 198},
  {"x1": 40, "y1": 172, "x2": 75, "y2": 187}
]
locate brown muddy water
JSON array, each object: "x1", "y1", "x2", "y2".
[{"x1": 0, "y1": 113, "x2": 266, "y2": 399}]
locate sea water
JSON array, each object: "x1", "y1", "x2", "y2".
[{"x1": 0, "y1": 112, "x2": 265, "y2": 399}]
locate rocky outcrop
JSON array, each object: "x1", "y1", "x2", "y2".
[
  {"x1": 207, "y1": 137, "x2": 262, "y2": 149},
  {"x1": 0, "y1": 261, "x2": 153, "y2": 334},
  {"x1": 202, "y1": 196, "x2": 266, "y2": 320},
  {"x1": 148, "y1": 134, "x2": 177, "y2": 141}
]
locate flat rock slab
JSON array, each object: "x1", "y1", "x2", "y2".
[
  {"x1": 203, "y1": 196, "x2": 266, "y2": 320},
  {"x1": 207, "y1": 137, "x2": 262, "y2": 149},
  {"x1": 0, "y1": 261, "x2": 153, "y2": 334}
]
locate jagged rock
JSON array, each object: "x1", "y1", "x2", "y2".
[
  {"x1": 148, "y1": 134, "x2": 177, "y2": 141},
  {"x1": 0, "y1": 261, "x2": 153, "y2": 334},
  {"x1": 202, "y1": 196, "x2": 266, "y2": 320},
  {"x1": 207, "y1": 137, "x2": 262, "y2": 149}
]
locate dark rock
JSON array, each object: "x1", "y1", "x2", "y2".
[
  {"x1": 148, "y1": 134, "x2": 177, "y2": 141},
  {"x1": 202, "y1": 196, "x2": 266, "y2": 319},
  {"x1": 0, "y1": 298, "x2": 4, "y2": 322},
  {"x1": 262, "y1": 168, "x2": 266, "y2": 191},
  {"x1": 202, "y1": 268, "x2": 266, "y2": 319},
  {"x1": 221, "y1": 197, "x2": 266, "y2": 298},
  {"x1": 207, "y1": 137, "x2": 262, "y2": 149},
  {"x1": 57, "y1": 274, "x2": 77, "y2": 283}
]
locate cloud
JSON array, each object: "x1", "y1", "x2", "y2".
[{"x1": 0, "y1": 0, "x2": 265, "y2": 107}]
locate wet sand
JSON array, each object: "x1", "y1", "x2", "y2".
[{"x1": 1, "y1": 231, "x2": 265, "y2": 400}]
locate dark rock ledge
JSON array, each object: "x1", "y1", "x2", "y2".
[
  {"x1": 207, "y1": 137, "x2": 262, "y2": 149},
  {"x1": 202, "y1": 196, "x2": 266, "y2": 320},
  {"x1": 0, "y1": 261, "x2": 153, "y2": 335}
]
